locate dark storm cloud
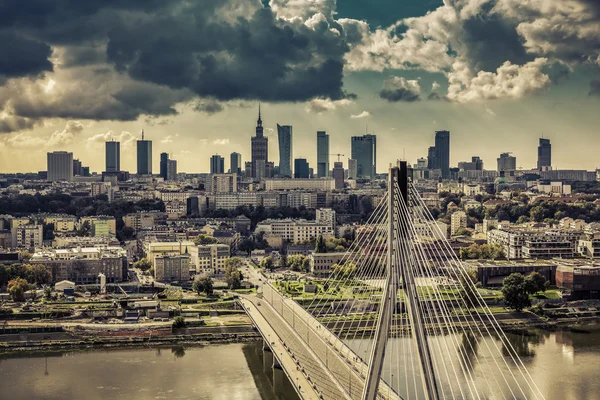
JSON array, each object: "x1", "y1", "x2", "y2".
[
  {"x1": 193, "y1": 100, "x2": 225, "y2": 115},
  {"x1": 589, "y1": 80, "x2": 600, "y2": 97},
  {"x1": 379, "y1": 88, "x2": 421, "y2": 102},
  {"x1": 0, "y1": 31, "x2": 53, "y2": 79},
  {"x1": 0, "y1": 116, "x2": 36, "y2": 133}
]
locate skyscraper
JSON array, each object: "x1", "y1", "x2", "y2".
[
  {"x1": 230, "y1": 152, "x2": 242, "y2": 175},
  {"x1": 497, "y1": 152, "x2": 517, "y2": 172},
  {"x1": 160, "y1": 152, "x2": 169, "y2": 181},
  {"x1": 105, "y1": 140, "x2": 120, "y2": 172},
  {"x1": 435, "y1": 130, "x2": 450, "y2": 178},
  {"x1": 317, "y1": 131, "x2": 330, "y2": 178},
  {"x1": 294, "y1": 158, "x2": 310, "y2": 179},
  {"x1": 47, "y1": 151, "x2": 74, "y2": 182},
  {"x1": 72, "y1": 159, "x2": 83, "y2": 176},
  {"x1": 348, "y1": 159, "x2": 358, "y2": 179},
  {"x1": 332, "y1": 162, "x2": 344, "y2": 190},
  {"x1": 210, "y1": 155, "x2": 225, "y2": 174},
  {"x1": 351, "y1": 134, "x2": 377, "y2": 179},
  {"x1": 537, "y1": 138, "x2": 551, "y2": 170},
  {"x1": 427, "y1": 146, "x2": 437, "y2": 170},
  {"x1": 137, "y1": 130, "x2": 152, "y2": 175},
  {"x1": 167, "y1": 159, "x2": 177, "y2": 181},
  {"x1": 277, "y1": 124, "x2": 293, "y2": 177},
  {"x1": 251, "y1": 105, "x2": 269, "y2": 179}
]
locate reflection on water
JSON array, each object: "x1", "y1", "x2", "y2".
[
  {"x1": 0, "y1": 325, "x2": 599, "y2": 400},
  {"x1": 0, "y1": 342, "x2": 298, "y2": 400}
]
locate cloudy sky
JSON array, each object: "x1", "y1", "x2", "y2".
[{"x1": 0, "y1": 0, "x2": 599, "y2": 174}]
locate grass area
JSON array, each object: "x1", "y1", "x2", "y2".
[{"x1": 531, "y1": 290, "x2": 562, "y2": 300}]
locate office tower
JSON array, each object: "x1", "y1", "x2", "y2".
[
  {"x1": 497, "y1": 152, "x2": 517, "y2": 172},
  {"x1": 251, "y1": 105, "x2": 269, "y2": 179},
  {"x1": 72, "y1": 159, "x2": 83, "y2": 176},
  {"x1": 317, "y1": 131, "x2": 330, "y2": 177},
  {"x1": 137, "y1": 130, "x2": 152, "y2": 175},
  {"x1": 427, "y1": 146, "x2": 437, "y2": 170},
  {"x1": 417, "y1": 158, "x2": 427, "y2": 169},
  {"x1": 294, "y1": 158, "x2": 310, "y2": 179},
  {"x1": 537, "y1": 138, "x2": 551, "y2": 170},
  {"x1": 434, "y1": 130, "x2": 450, "y2": 178},
  {"x1": 265, "y1": 161, "x2": 275, "y2": 179},
  {"x1": 47, "y1": 151, "x2": 74, "y2": 182},
  {"x1": 210, "y1": 155, "x2": 225, "y2": 174},
  {"x1": 160, "y1": 152, "x2": 169, "y2": 180},
  {"x1": 332, "y1": 162, "x2": 344, "y2": 190},
  {"x1": 167, "y1": 159, "x2": 177, "y2": 181},
  {"x1": 244, "y1": 162, "x2": 253, "y2": 178},
  {"x1": 230, "y1": 152, "x2": 242, "y2": 175},
  {"x1": 351, "y1": 134, "x2": 377, "y2": 179},
  {"x1": 82, "y1": 166, "x2": 90, "y2": 177},
  {"x1": 277, "y1": 124, "x2": 293, "y2": 177},
  {"x1": 105, "y1": 141, "x2": 120, "y2": 172},
  {"x1": 347, "y1": 159, "x2": 358, "y2": 179},
  {"x1": 458, "y1": 156, "x2": 483, "y2": 171}
]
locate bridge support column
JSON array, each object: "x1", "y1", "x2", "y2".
[{"x1": 263, "y1": 346, "x2": 273, "y2": 373}]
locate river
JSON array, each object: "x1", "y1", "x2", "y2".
[{"x1": 0, "y1": 324, "x2": 599, "y2": 400}]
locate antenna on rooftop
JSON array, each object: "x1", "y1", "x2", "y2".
[{"x1": 142, "y1": 129, "x2": 145, "y2": 140}]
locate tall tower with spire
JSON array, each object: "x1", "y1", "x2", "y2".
[{"x1": 251, "y1": 104, "x2": 269, "y2": 180}]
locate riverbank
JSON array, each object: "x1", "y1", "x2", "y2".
[{"x1": 0, "y1": 324, "x2": 261, "y2": 355}]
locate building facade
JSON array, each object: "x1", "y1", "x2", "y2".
[
  {"x1": 137, "y1": 134, "x2": 153, "y2": 175},
  {"x1": 351, "y1": 134, "x2": 377, "y2": 179},
  {"x1": 210, "y1": 155, "x2": 225, "y2": 174},
  {"x1": 277, "y1": 124, "x2": 293, "y2": 177},
  {"x1": 105, "y1": 141, "x2": 121, "y2": 173},
  {"x1": 47, "y1": 151, "x2": 74, "y2": 182},
  {"x1": 317, "y1": 131, "x2": 330, "y2": 178}
]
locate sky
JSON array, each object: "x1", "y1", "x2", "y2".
[{"x1": 0, "y1": 0, "x2": 599, "y2": 174}]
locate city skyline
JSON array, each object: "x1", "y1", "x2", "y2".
[{"x1": 0, "y1": 0, "x2": 599, "y2": 174}]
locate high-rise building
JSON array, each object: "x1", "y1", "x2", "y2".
[
  {"x1": 317, "y1": 131, "x2": 330, "y2": 178},
  {"x1": 230, "y1": 152, "x2": 242, "y2": 175},
  {"x1": 210, "y1": 155, "x2": 225, "y2": 174},
  {"x1": 497, "y1": 152, "x2": 517, "y2": 172},
  {"x1": 251, "y1": 105, "x2": 269, "y2": 179},
  {"x1": 417, "y1": 158, "x2": 428, "y2": 169},
  {"x1": 294, "y1": 158, "x2": 310, "y2": 179},
  {"x1": 72, "y1": 159, "x2": 83, "y2": 176},
  {"x1": 105, "y1": 141, "x2": 120, "y2": 172},
  {"x1": 351, "y1": 134, "x2": 377, "y2": 179},
  {"x1": 211, "y1": 174, "x2": 237, "y2": 194},
  {"x1": 160, "y1": 152, "x2": 169, "y2": 180},
  {"x1": 458, "y1": 156, "x2": 483, "y2": 171},
  {"x1": 347, "y1": 159, "x2": 358, "y2": 180},
  {"x1": 167, "y1": 159, "x2": 177, "y2": 181},
  {"x1": 277, "y1": 124, "x2": 293, "y2": 177},
  {"x1": 332, "y1": 162, "x2": 344, "y2": 190},
  {"x1": 47, "y1": 151, "x2": 74, "y2": 182},
  {"x1": 434, "y1": 130, "x2": 450, "y2": 178},
  {"x1": 137, "y1": 130, "x2": 152, "y2": 175},
  {"x1": 427, "y1": 146, "x2": 437, "y2": 170},
  {"x1": 537, "y1": 138, "x2": 551, "y2": 171}
]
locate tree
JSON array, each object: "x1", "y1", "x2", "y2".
[
  {"x1": 287, "y1": 255, "x2": 308, "y2": 272},
  {"x1": 502, "y1": 273, "x2": 531, "y2": 312},
  {"x1": 192, "y1": 275, "x2": 214, "y2": 296},
  {"x1": 24, "y1": 264, "x2": 51, "y2": 285},
  {"x1": 315, "y1": 235, "x2": 327, "y2": 253},
  {"x1": 194, "y1": 234, "x2": 218, "y2": 245},
  {"x1": 454, "y1": 228, "x2": 472, "y2": 237},
  {"x1": 133, "y1": 258, "x2": 152, "y2": 272},
  {"x1": 260, "y1": 256, "x2": 274, "y2": 271},
  {"x1": 224, "y1": 258, "x2": 244, "y2": 289},
  {"x1": 77, "y1": 221, "x2": 92, "y2": 237},
  {"x1": 333, "y1": 262, "x2": 357, "y2": 278},
  {"x1": 524, "y1": 272, "x2": 547, "y2": 295},
  {"x1": 457, "y1": 268, "x2": 481, "y2": 309},
  {"x1": 173, "y1": 316, "x2": 186, "y2": 328},
  {"x1": 239, "y1": 237, "x2": 256, "y2": 255},
  {"x1": 8, "y1": 278, "x2": 31, "y2": 302}
]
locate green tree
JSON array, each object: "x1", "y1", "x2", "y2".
[
  {"x1": 194, "y1": 234, "x2": 218, "y2": 245},
  {"x1": 173, "y1": 316, "x2": 186, "y2": 328},
  {"x1": 502, "y1": 273, "x2": 531, "y2": 312},
  {"x1": 239, "y1": 237, "x2": 256, "y2": 255},
  {"x1": 192, "y1": 275, "x2": 214, "y2": 296},
  {"x1": 260, "y1": 256, "x2": 274, "y2": 271},
  {"x1": 524, "y1": 272, "x2": 547, "y2": 295},
  {"x1": 287, "y1": 255, "x2": 308, "y2": 272},
  {"x1": 225, "y1": 257, "x2": 244, "y2": 270},
  {"x1": 315, "y1": 235, "x2": 327, "y2": 253},
  {"x1": 133, "y1": 258, "x2": 152, "y2": 272},
  {"x1": 8, "y1": 278, "x2": 31, "y2": 302},
  {"x1": 24, "y1": 264, "x2": 52, "y2": 285},
  {"x1": 454, "y1": 228, "x2": 472, "y2": 237},
  {"x1": 529, "y1": 206, "x2": 545, "y2": 223},
  {"x1": 457, "y1": 268, "x2": 481, "y2": 309},
  {"x1": 77, "y1": 221, "x2": 92, "y2": 237},
  {"x1": 224, "y1": 259, "x2": 244, "y2": 289}
]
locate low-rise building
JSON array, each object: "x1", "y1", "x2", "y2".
[
  {"x1": 154, "y1": 254, "x2": 191, "y2": 282},
  {"x1": 255, "y1": 219, "x2": 334, "y2": 244},
  {"x1": 11, "y1": 224, "x2": 43, "y2": 250},
  {"x1": 80, "y1": 216, "x2": 117, "y2": 237},
  {"x1": 191, "y1": 244, "x2": 230, "y2": 275},
  {"x1": 265, "y1": 179, "x2": 335, "y2": 192},
  {"x1": 487, "y1": 228, "x2": 582, "y2": 259},
  {"x1": 556, "y1": 263, "x2": 600, "y2": 299},
  {"x1": 309, "y1": 252, "x2": 346, "y2": 277},
  {"x1": 451, "y1": 211, "x2": 467, "y2": 236},
  {"x1": 465, "y1": 260, "x2": 556, "y2": 287}
]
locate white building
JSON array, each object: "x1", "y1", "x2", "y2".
[
  {"x1": 450, "y1": 211, "x2": 467, "y2": 236},
  {"x1": 487, "y1": 228, "x2": 583, "y2": 259},
  {"x1": 255, "y1": 219, "x2": 334, "y2": 244},
  {"x1": 462, "y1": 184, "x2": 482, "y2": 197},
  {"x1": 537, "y1": 181, "x2": 572, "y2": 195},
  {"x1": 316, "y1": 208, "x2": 336, "y2": 230},
  {"x1": 309, "y1": 252, "x2": 346, "y2": 277},
  {"x1": 165, "y1": 200, "x2": 187, "y2": 218},
  {"x1": 191, "y1": 244, "x2": 230, "y2": 275},
  {"x1": 211, "y1": 173, "x2": 237, "y2": 194},
  {"x1": 265, "y1": 179, "x2": 335, "y2": 192}
]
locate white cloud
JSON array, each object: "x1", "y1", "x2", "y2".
[
  {"x1": 379, "y1": 77, "x2": 422, "y2": 102},
  {"x1": 432, "y1": 81, "x2": 441, "y2": 91},
  {"x1": 87, "y1": 130, "x2": 136, "y2": 148},
  {"x1": 161, "y1": 135, "x2": 173, "y2": 144},
  {"x1": 484, "y1": 106, "x2": 497, "y2": 117},
  {"x1": 269, "y1": 0, "x2": 336, "y2": 20},
  {"x1": 447, "y1": 58, "x2": 551, "y2": 103},
  {"x1": 305, "y1": 98, "x2": 353, "y2": 114},
  {"x1": 47, "y1": 120, "x2": 84, "y2": 147},
  {"x1": 5, "y1": 133, "x2": 46, "y2": 149},
  {"x1": 212, "y1": 138, "x2": 230, "y2": 145},
  {"x1": 350, "y1": 111, "x2": 371, "y2": 119}
]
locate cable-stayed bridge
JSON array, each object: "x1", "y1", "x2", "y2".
[{"x1": 239, "y1": 162, "x2": 545, "y2": 400}]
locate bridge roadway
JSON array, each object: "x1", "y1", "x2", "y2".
[{"x1": 241, "y1": 265, "x2": 401, "y2": 400}]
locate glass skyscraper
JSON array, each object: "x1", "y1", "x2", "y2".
[
  {"x1": 537, "y1": 138, "x2": 551, "y2": 170},
  {"x1": 351, "y1": 134, "x2": 377, "y2": 179},
  {"x1": 277, "y1": 124, "x2": 293, "y2": 177},
  {"x1": 230, "y1": 152, "x2": 242, "y2": 175},
  {"x1": 160, "y1": 152, "x2": 169, "y2": 180},
  {"x1": 294, "y1": 158, "x2": 310, "y2": 179},
  {"x1": 136, "y1": 131, "x2": 152, "y2": 175},
  {"x1": 317, "y1": 131, "x2": 329, "y2": 178},
  {"x1": 434, "y1": 130, "x2": 450, "y2": 178},
  {"x1": 105, "y1": 141, "x2": 120, "y2": 172}
]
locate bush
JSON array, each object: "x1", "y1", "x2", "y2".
[{"x1": 173, "y1": 316, "x2": 186, "y2": 328}]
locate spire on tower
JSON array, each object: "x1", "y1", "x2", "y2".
[
  {"x1": 142, "y1": 129, "x2": 145, "y2": 140},
  {"x1": 257, "y1": 103, "x2": 262, "y2": 127}
]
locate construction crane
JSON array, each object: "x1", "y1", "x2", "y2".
[{"x1": 329, "y1": 153, "x2": 345, "y2": 162}]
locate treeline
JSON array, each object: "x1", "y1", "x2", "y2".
[
  {"x1": 0, "y1": 263, "x2": 51, "y2": 287},
  {"x1": 201, "y1": 205, "x2": 316, "y2": 228}
]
